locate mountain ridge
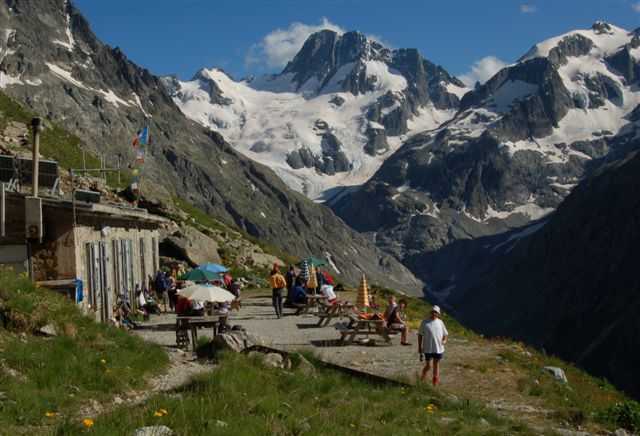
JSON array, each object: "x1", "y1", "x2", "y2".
[
  {"x1": 333, "y1": 20, "x2": 640, "y2": 296},
  {"x1": 452, "y1": 148, "x2": 640, "y2": 398},
  {"x1": 167, "y1": 29, "x2": 467, "y2": 200}
]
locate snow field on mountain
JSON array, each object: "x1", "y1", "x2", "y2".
[
  {"x1": 173, "y1": 65, "x2": 454, "y2": 200},
  {"x1": 521, "y1": 22, "x2": 630, "y2": 62}
]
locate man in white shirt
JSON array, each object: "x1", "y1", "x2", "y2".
[
  {"x1": 320, "y1": 284, "x2": 337, "y2": 304},
  {"x1": 417, "y1": 305, "x2": 448, "y2": 386}
]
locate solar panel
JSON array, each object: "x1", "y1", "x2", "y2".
[
  {"x1": 0, "y1": 155, "x2": 59, "y2": 188},
  {"x1": 0, "y1": 155, "x2": 16, "y2": 183},
  {"x1": 18, "y1": 157, "x2": 59, "y2": 189}
]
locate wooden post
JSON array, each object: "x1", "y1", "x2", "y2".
[
  {"x1": 31, "y1": 117, "x2": 42, "y2": 197},
  {"x1": 117, "y1": 154, "x2": 121, "y2": 186}
]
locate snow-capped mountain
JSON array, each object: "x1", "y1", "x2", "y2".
[
  {"x1": 166, "y1": 30, "x2": 467, "y2": 200},
  {"x1": 333, "y1": 22, "x2": 640, "y2": 281}
]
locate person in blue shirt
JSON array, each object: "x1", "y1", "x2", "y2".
[{"x1": 291, "y1": 277, "x2": 308, "y2": 304}]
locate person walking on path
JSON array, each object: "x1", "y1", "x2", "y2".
[
  {"x1": 269, "y1": 264, "x2": 287, "y2": 318},
  {"x1": 284, "y1": 265, "x2": 296, "y2": 307},
  {"x1": 418, "y1": 305, "x2": 448, "y2": 386}
]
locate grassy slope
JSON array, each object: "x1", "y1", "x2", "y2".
[
  {"x1": 0, "y1": 270, "x2": 168, "y2": 433},
  {"x1": 365, "y1": 287, "x2": 640, "y2": 433},
  {"x1": 57, "y1": 352, "x2": 535, "y2": 436}
]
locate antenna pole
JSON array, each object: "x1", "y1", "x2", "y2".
[{"x1": 31, "y1": 118, "x2": 42, "y2": 198}]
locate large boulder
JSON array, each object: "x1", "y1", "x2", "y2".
[
  {"x1": 211, "y1": 332, "x2": 251, "y2": 353},
  {"x1": 163, "y1": 225, "x2": 221, "y2": 266}
]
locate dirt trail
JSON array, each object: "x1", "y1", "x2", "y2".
[{"x1": 77, "y1": 348, "x2": 213, "y2": 419}]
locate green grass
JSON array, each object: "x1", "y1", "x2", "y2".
[
  {"x1": 0, "y1": 270, "x2": 168, "y2": 432},
  {"x1": 54, "y1": 352, "x2": 536, "y2": 436},
  {"x1": 497, "y1": 345, "x2": 636, "y2": 431},
  {"x1": 368, "y1": 287, "x2": 636, "y2": 432},
  {"x1": 0, "y1": 91, "x2": 130, "y2": 189}
]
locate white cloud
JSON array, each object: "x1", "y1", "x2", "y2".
[
  {"x1": 632, "y1": 2, "x2": 640, "y2": 12},
  {"x1": 245, "y1": 18, "x2": 345, "y2": 70},
  {"x1": 459, "y1": 56, "x2": 508, "y2": 87},
  {"x1": 520, "y1": 4, "x2": 537, "y2": 13}
]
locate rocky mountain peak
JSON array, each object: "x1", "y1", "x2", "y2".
[
  {"x1": 168, "y1": 27, "x2": 466, "y2": 199},
  {"x1": 333, "y1": 22, "x2": 640, "y2": 292},
  {"x1": 281, "y1": 29, "x2": 392, "y2": 94},
  {"x1": 591, "y1": 20, "x2": 614, "y2": 34}
]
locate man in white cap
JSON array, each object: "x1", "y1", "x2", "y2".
[{"x1": 417, "y1": 305, "x2": 448, "y2": 386}]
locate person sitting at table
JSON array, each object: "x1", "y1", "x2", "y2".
[
  {"x1": 215, "y1": 302, "x2": 230, "y2": 332},
  {"x1": 228, "y1": 279, "x2": 241, "y2": 299},
  {"x1": 175, "y1": 294, "x2": 192, "y2": 316},
  {"x1": 320, "y1": 284, "x2": 338, "y2": 305},
  {"x1": 291, "y1": 278, "x2": 308, "y2": 305},
  {"x1": 384, "y1": 295, "x2": 410, "y2": 346},
  {"x1": 369, "y1": 293, "x2": 380, "y2": 310},
  {"x1": 190, "y1": 300, "x2": 205, "y2": 316}
]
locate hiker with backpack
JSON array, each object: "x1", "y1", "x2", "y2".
[{"x1": 418, "y1": 305, "x2": 448, "y2": 386}]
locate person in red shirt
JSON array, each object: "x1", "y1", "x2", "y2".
[
  {"x1": 175, "y1": 295, "x2": 192, "y2": 316},
  {"x1": 223, "y1": 273, "x2": 233, "y2": 289}
]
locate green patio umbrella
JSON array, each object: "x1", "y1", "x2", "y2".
[{"x1": 180, "y1": 269, "x2": 218, "y2": 282}]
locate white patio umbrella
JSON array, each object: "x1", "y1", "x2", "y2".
[{"x1": 178, "y1": 284, "x2": 235, "y2": 303}]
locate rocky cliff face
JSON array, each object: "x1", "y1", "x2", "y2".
[
  {"x1": 452, "y1": 149, "x2": 640, "y2": 398},
  {"x1": 0, "y1": 0, "x2": 422, "y2": 293},
  {"x1": 333, "y1": 22, "x2": 640, "y2": 291},
  {"x1": 167, "y1": 30, "x2": 467, "y2": 200}
]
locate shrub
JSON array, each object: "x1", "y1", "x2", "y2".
[{"x1": 598, "y1": 401, "x2": 640, "y2": 431}]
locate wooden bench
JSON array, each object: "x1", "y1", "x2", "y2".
[
  {"x1": 336, "y1": 315, "x2": 398, "y2": 345},
  {"x1": 175, "y1": 315, "x2": 222, "y2": 350},
  {"x1": 315, "y1": 302, "x2": 355, "y2": 326},
  {"x1": 293, "y1": 295, "x2": 328, "y2": 315}
]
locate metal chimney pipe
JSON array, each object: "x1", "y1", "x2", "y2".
[{"x1": 31, "y1": 117, "x2": 42, "y2": 197}]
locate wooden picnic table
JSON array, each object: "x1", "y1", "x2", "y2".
[
  {"x1": 336, "y1": 314, "x2": 397, "y2": 344},
  {"x1": 294, "y1": 294, "x2": 328, "y2": 315},
  {"x1": 175, "y1": 315, "x2": 223, "y2": 350},
  {"x1": 315, "y1": 301, "x2": 355, "y2": 326}
]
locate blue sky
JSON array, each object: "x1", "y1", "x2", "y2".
[{"x1": 74, "y1": 0, "x2": 640, "y2": 84}]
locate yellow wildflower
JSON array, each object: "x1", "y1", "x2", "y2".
[
  {"x1": 45, "y1": 411, "x2": 56, "y2": 417},
  {"x1": 159, "y1": 409, "x2": 168, "y2": 416},
  {"x1": 82, "y1": 418, "x2": 94, "y2": 428},
  {"x1": 154, "y1": 411, "x2": 164, "y2": 417},
  {"x1": 100, "y1": 359, "x2": 106, "y2": 364}
]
